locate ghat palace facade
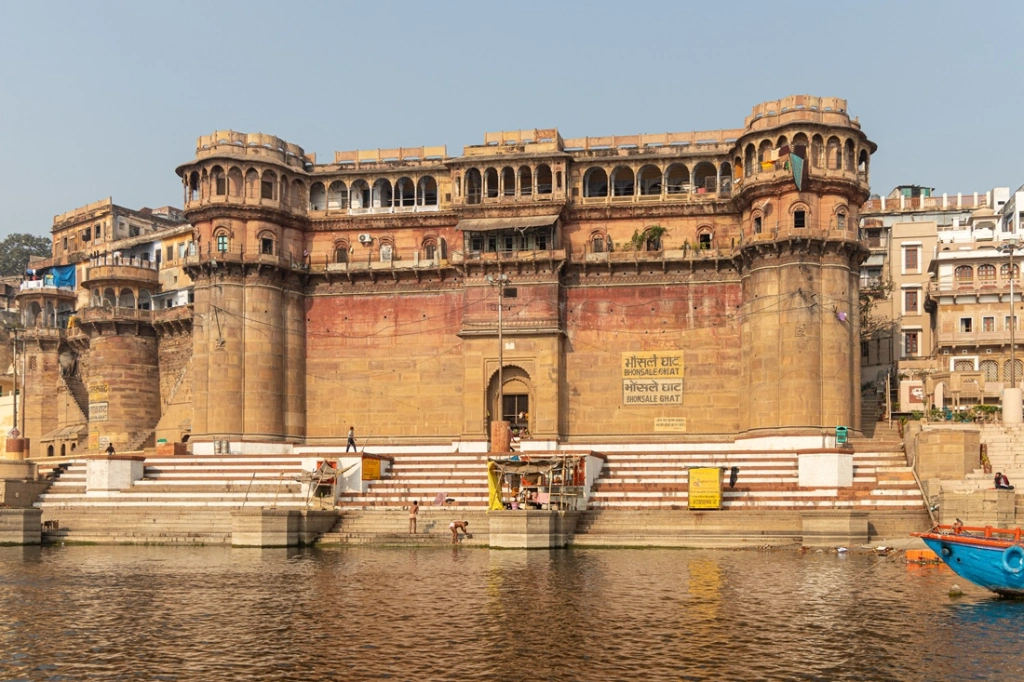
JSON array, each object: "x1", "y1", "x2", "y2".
[{"x1": 15, "y1": 95, "x2": 875, "y2": 456}]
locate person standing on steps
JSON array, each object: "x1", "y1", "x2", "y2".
[
  {"x1": 409, "y1": 500, "x2": 419, "y2": 534},
  {"x1": 346, "y1": 426, "x2": 356, "y2": 453}
]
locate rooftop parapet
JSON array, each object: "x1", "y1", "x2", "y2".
[
  {"x1": 463, "y1": 128, "x2": 563, "y2": 156},
  {"x1": 744, "y1": 95, "x2": 862, "y2": 133},
  {"x1": 861, "y1": 193, "x2": 990, "y2": 214},
  {"x1": 52, "y1": 198, "x2": 114, "y2": 228},
  {"x1": 190, "y1": 131, "x2": 312, "y2": 170},
  {"x1": 332, "y1": 146, "x2": 447, "y2": 167},
  {"x1": 562, "y1": 129, "x2": 742, "y2": 152}
]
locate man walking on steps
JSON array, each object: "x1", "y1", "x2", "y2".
[{"x1": 346, "y1": 426, "x2": 356, "y2": 453}]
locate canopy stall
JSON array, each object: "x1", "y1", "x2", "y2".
[{"x1": 487, "y1": 454, "x2": 589, "y2": 511}]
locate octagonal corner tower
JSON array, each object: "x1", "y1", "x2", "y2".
[
  {"x1": 731, "y1": 96, "x2": 875, "y2": 435},
  {"x1": 176, "y1": 132, "x2": 310, "y2": 442}
]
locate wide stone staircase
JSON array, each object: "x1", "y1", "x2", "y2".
[
  {"x1": 34, "y1": 454, "x2": 313, "y2": 544},
  {"x1": 336, "y1": 453, "x2": 491, "y2": 509}
]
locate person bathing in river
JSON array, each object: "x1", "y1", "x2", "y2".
[
  {"x1": 450, "y1": 520, "x2": 469, "y2": 543},
  {"x1": 408, "y1": 500, "x2": 419, "y2": 534}
]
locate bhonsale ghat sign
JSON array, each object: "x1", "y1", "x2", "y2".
[{"x1": 621, "y1": 351, "x2": 684, "y2": 405}]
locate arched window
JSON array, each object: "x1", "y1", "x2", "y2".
[
  {"x1": 518, "y1": 166, "x2": 532, "y2": 196},
  {"x1": 835, "y1": 207, "x2": 848, "y2": 230},
  {"x1": 47, "y1": 444, "x2": 54, "y2": 458},
  {"x1": 310, "y1": 182, "x2": 327, "y2": 211},
  {"x1": 811, "y1": 135, "x2": 824, "y2": 168},
  {"x1": 981, "y1": 360, "x2": 998, "y2": 382},
  {"x1": 744, "y1": 144, "x2": 755, "y2": 177},
  {"x1": 978, "y1": 264, "x2": 996, "y2": 282},
  {"x1": 328, "y1": 181, "x2": 349, "y2": 210},
  {"x1": 752, "y1": 212, "x2": 763, "y2": 234},
  {"x1": 418, "y1": 176, "x2": 438, "y2": 206},
  {"x1": 790, "y1": 204, "x2": 809, "y2": 229},
  {"x1": 102, "y1": 289, "x2": 116, "y2": 307},
  {"x1": 692, "y1": 162, "x2": 716, "y2": 193},
  {"x1": 955, "y1": 265, "x2": 973, "y2": 285},
  {"x1": 395, "y1": 177, "x2": 415, "y2": 207},
  {"x1": 119, "y1": 288, "x2": 136, "y2": 309},
  {"x1": 349, "y1": 180, "x2": 370, "y2": 209},
  {"x1": 91, "y1": 288, "x2": 101, "y2": 306},
  {"x1": 665, "y1": 164, "x2": 690, "y2": 194},
  {"x1": 584, "y1": 168, "x2": 608, "y2": 197},
  {"x1": 536, "y1": 165, "x2": 552, "y2": 195},
  {"x1": 484, "y1": 168, "x2": 499, "y2": 198},
  {"x1": 334, "y1": 241, "x2": 350, "y2": 263},
  {"x1": 258, "y1": 231, "x2": 276, "y2": 256},
  {"x1": 465, "y1": 169, "x2": 482, "y2": 204},
  {"x1": 719, "y1": 162, "x2": 733, "y2": 193},
  {"x1": 216, "y1": 232, "x2": 229, "y2": 253},
  {"x1": 844, "y1": 140, "x2": 855, "y2": 171},
  {"x1": 826, "y1": 137, "x2": 842, "y2": 170},
  {"x1": 245, "y1": 169, "x2": 259, "y2": 198},
  {"x1": 60, "y1": 444, "x2": 65, "y2": 457},
  {"x1": 501, "y1": 167, "x2": 515, "y2": 196},
  {"x1": 378, "y1": 236, "x2": 395, "y2": 263},
  {"x1": 212, "y1": 166, "x2": 226, "y2": 196},
  {"x1": 188, "y1": 172, "x2": 200, "y2": 201},
  {"x1": 610, "y1": 166, "x2": 634, "y2": 197},
  {"x1": 1005, "y1": 359, "x2": 1024, "y2": 384},
  {"x1": 422, "y1": 238, "x2": 438, "y2": 260},
  {"x1": 858, "y1": 149, "x2": 869, "y2": 178},
  {"x1": 698, "y1": 230, "x2": 713, "y2": 250},
  {"x1": 371, "y1": 178, "x2": 392, "y2": 209},
  {"x1": 637, "y1": 165, "x2": 661, "y2": 196},
  {"x1": 291, "y1": 179, "x2": 306, "y2": 210},
  {"x1": 260, "y1": 171, "x2": 277, "y2": 200},
  {"x1": 590, "y1": 231, "x2": 606, "y2": 253},
  {"x1": 139, "y1": 290, "x2": 152, "y2": 310},
  {"x1": 1001, "y1": 263, "x2": 1020, "y2": 279},
  {"x1": 228, "y1": 168, "x2": 243, "y2": 197}
]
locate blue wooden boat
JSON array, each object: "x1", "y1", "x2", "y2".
[{"x1": 913, "y1": 523, "x2": 1024, "y2": 597}]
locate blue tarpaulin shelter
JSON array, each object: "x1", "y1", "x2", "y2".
[{"x1": 51, "y1": 265, "x2": 76, "y2": 288}]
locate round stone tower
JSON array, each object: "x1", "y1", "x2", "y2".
[
  {"x1": 176, "y1": 132, "x2": 310, "y2": 443},
  {"x1": 732, "y1": 96, "x2": 875, "y2": 436}
]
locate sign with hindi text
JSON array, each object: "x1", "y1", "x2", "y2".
[{"x1": 621, "y1": 351, "x2": 684, "y2": 405}]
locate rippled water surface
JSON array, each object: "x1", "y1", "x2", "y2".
[{"x1": 2, "y1": 544, "x2": 1024, "y2": 681}]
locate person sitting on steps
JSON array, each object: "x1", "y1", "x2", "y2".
[{"x1": 995, "y1": 472, "x2": 1015, "y2": 490}]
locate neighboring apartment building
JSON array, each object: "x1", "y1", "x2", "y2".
[
  {"x1": 16, "y1": 95, "x2": 876, "y2": 457},
  {"x1": 14, "y1": 199, "x2": 193, "y2": 457},
  {"x1": 859, "y1": 186, "x2": 1009, "y2": 387}
]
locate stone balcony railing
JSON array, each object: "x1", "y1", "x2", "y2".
[
  {"x1": 83, "y1": 262, "x2": 159, "y2": 286},
  {"x1": 927, "y1": 279, "x2": 1022, "y2": 298},
  {"x1": 77, "y1": 306, "x2": 154, "y2": 325}
]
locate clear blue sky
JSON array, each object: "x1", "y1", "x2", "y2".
[{"x1": 1, "y1": 0, "x2": 1021, "y2": 239}]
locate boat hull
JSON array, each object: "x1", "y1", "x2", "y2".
[{"x1": 920, "y1": 536, "x2": 1024, "y2": 597}]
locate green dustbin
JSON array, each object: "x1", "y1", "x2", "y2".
[{"x1": 835, "y1": 426, "x2": 848, "y2": 445}]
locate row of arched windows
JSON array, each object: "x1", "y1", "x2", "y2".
[
  {"x1": 22, "y1": 300, "x2": 74, "y2": 328},
  {"x1": 310, "y1": 177, "x2": 438, "y2": 211},
  {"x1": 955, "y1": 263, "x2": 1020, "y2": 285},
  {"x1": 978, "y1": 359, "x2": 1024, "y2": 384},
  {"x1": 187, "y1": 166, "x2": 309, "y2": 210},
  {"x1": 583, "y1": 162, "x2": 731, "y2": 198},
  {"x1": 456, "y1": 165, "x2": 557, "y2": 204},
  {"x1": 741, "y1": 133, "x2": 869, "y2": 178},
  {"x1": 330, "y1": 237, "x2": 447, "y2": 264},
  {"x1": 89, "y1": 288, "x2": 152, "y2": 309}
]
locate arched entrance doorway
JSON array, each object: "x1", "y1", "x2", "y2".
[{"x1": 487, "y1": 366, "x2": 532, "y2": 436}]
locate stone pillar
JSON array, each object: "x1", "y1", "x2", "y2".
[
  {"x1": 4, "y1": 438, "x2": 27, "y2": 461},
  {"x1": 1003, "y1": 387, "x2": 1022, "y2": 425},
  {"x1": 490, "y1": 420, "x2": 511, "y2": 453}
]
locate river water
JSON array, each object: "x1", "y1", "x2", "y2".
[{"x1": 1, "y1": 544, "x2": 1023, "y2": 681}]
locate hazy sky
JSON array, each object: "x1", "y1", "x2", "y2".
[{"x1": 1, "y1": 0, "x2": 1021, "y2": 239}]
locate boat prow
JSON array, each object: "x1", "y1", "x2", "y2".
[{"x1": 913, "y1": 523, "x2": 1024, "y2": 597}]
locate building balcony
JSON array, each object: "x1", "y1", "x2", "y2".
[
  {"x1": 937, "y1": 329, "x2": 1017, "y2": 347},
  {"x1": 77, "y1": 306, "x2": 154, "y2": 325},
  {"x1": 927, "y1": 279, "x2": 1021, "y2": 299},
  {"x1": 82, "y1": 257, "x2": 159, "y2": 287}
]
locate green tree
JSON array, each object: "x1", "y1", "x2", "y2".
[{"x1": 0, "y1": 233, "x2": 52, "y2": 276}]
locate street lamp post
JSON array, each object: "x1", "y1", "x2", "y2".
[
  {"x1": 486, "y1": 274, "x2": 509, "y2": 431},
  {"x1": 1002, "y1": 238, "x2": 1024, "y2": 424}
]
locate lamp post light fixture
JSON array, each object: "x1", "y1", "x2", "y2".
[{"x1": 486, "y1": 273, "x2": 510, "y2": 427}]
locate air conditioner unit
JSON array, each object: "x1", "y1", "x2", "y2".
[{"x1": 358, "y1": 233, "x2": 372, "y2": 244}]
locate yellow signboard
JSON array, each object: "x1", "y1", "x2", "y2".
[
  {"x1": 88, "y1": 383, "x2": 109, "y2": 403},
  {"x1": 361, "y1": 457, "x2": 381, "y2": 481},
  {"x1": 688, "y1": 467, "x2": 723, "y2": 510}
]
